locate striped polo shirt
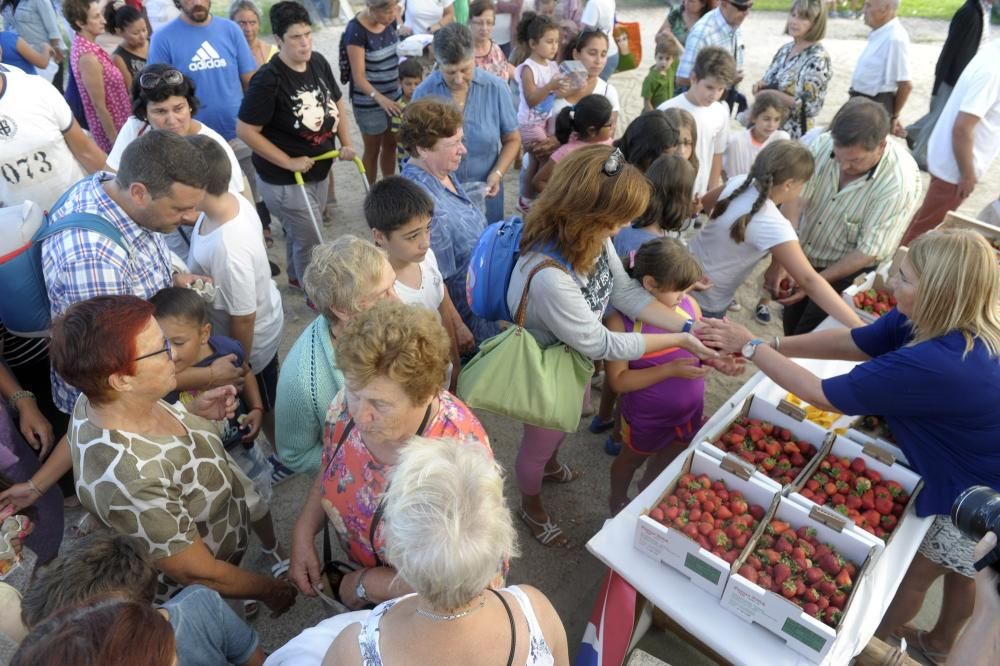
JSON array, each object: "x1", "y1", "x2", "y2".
[
  {"x1": 344, "y1": 17, "x2": 402, "y2": 109},
  {"x1": 797, "y1": 132, "x2": 922, "y2": 267}
]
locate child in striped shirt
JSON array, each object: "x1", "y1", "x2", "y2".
[{"x1": 393, "y1": 58, "x2": 425, "y2": 171}]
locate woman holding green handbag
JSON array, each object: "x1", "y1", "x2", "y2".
[{"x1": 507, "y1": 145, "x2": 724, "y2": 548}]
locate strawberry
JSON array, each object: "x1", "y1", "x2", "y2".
[
  {"x1": 845, "y1": 494, "x2": 863, "y2": 510},
  {"x1": 734, "y1": 533, "x2": 749, "y2": 549},
  {"x1": 698, "y1": 521, "x2": 714, "y2": 536},
  {"x1": 818, "y1": 553, "x2": 842, "y2": 576},
  {"x1": 800, "y1": 488, "x2": 816, "y2": 501},
  {"x1": 861, "y1": 490, "x2": 875, "y2": 510},
  {"x1": 850, "y1": 458, "x2": 867, "y2": 475},
  {"x1": 779, "y1": 428, "x2": 792, "y2": 441},
  {"x1": 773, "y1": 562, "x2": 792, "y2": 585},
  {"x1": 817, "y1": 580, "x2": 836, "y2": 597},
  {"x1": 665, "y1": 506, "x2": 680, "y2": 520},
  {"x1": 757, "y1": 573, "x2": 773, "y2": 590},
  {"x1": 805, "y1": 567, "x2": 824, "y2": 584},
  {"x1": 854, "y1": 477, "x2": 872, "y2": 494},
  {"x1": 835, "y1": 568, "x2": 853, "y2": 591},
  {"x1": 715, "y1": 505, "x2": 733, "y2": 520},
  {"x1": 813, "y1": 472, "x2": 829, "y2": 485},
  {"x1": 802, "y1": 602, "x2": 820, "y2": 617},
  {"x1": 684, "y1": 524, "x2": 700, "y2": 540},
  {"x1": 823, "y1": 482, "x2": 838, "y2": 496},
  {"x1": 710, "y1": 529, "x2": 731, "y2": 549},
  {"x1": 823, "y1": 607, "x2": 843, "y2": 626},
  {"x1": 874, "y1": 497, "x2": 894, "y2": 515},
  {"x1": 781, "y1": 580, "x2": 798, "y2": 599},
  {"x1": 790, "y1": 452, "x2": 806, "y2": 467},
  {"x1": 796, "y1": 526, "x2": 817, "y2": 540},
  {"x1": 816, "y1": 595, "x2": 830, "y2": 611},
  {"x1": 863, "y1": 509, "x2": 881, "y2": 527},
  {"x1": 867, "y1": 469, "x2": 882, "y2": 484},
  {"x1": 775, "y1": 538, "x2": 793, "y2": 555},
  {"x1": 880, "y1": 514, "x2": 898, "y2": 530},
  {"x1": 761, "y1": 422, "x2": 774, "y2": 434},
  {"x1": 738, "y1": 564, "x2": 758, "y2": 583},
  {"x1": 885, "y1": 480, "x2": 905, "y2": 498},
  {"x1": 749, "y1": 505, "x2": 766, "y2": 521},
  {"x1": 873, "y1": 485, "x2": 891, "y2": 501},
  {"x1": 802, "y1": 587, "x2": 820, "y2": 604},
  {"x1": 689, "y1": 508, "x2": 703, "y2": 522},
  {"x1": 728, "y1": 432, "x2": 744, "y2": 446},
  {"x1": 722, "y1": 549, "x2": 739, "y2": 564},
  {"x1": 747, "y1": 554, "x2": 763, "y2": 571},
  {"x1": 768, "y1": 519, "x2": 790, "y2": 535},
  {"x1": 831, "y1": 493, "x2": 847, "y2": 506},
  {"x1": 730, "y1": 499, "x2": 748, "y2": 516},
  {"x1": 702, "y1": 499, "x2": 716, "y2": 515},
  {"x1": 650, "y1": 507, "x2": 665, "y2": 522},
  {"x1": 748, "y1": 426, "x2": 765, "y2": 442},
  {"x1": 813, "y1": 492, "x2": 828, "y2": 505},
  {"x1": 830, "y1": 590, "x2": 847, "y2": 609}
]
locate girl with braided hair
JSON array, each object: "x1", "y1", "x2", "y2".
[{"x1": 689, "y1": 140, "x2": 864, "y2": 328}]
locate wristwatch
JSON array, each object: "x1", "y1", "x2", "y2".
[
  {"x1": 742, "y1": 338, "x2": 766, "y2": 361},
  {"x1": 369, "y1": 90, "x2": 378, "y2": 99},
  {"x1": 355, "y1": 568, "x2": 371, "y2": 604}
]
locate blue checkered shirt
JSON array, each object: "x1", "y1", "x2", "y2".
[
  {"x1": 42, "y1": 173, "x2": 174, "y2": 414},
  {"x1": 676, "y1": 8, "x2": 745, "y2": 80}
]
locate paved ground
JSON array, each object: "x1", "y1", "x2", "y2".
[{"x1": 81, "y1": 7, "x2": 995, "y2": 664}]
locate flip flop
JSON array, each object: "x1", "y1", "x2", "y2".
[
  {"x1": 900, "y1": 627, "x2": 946, "y2": 666},
  {"x1": 268, "y1": 455, "x2": 297, "y2": 485},
  {"x1": 542, "y1": 462, "x2": 581, "y2": 484},
  {"x1": 518, "y1": 506, "x2": 573, "y2": 548}
]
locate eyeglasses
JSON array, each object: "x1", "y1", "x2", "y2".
[
  {"x1": 726, "y1": 0, "x2": 753, "y2": 12},
  {"x1": 139, "y1": 69, "x2": 184, "y2": 90},
  {"x1": 134, "y1": 339, "x2": 172, "y2": 362},
  {"x1": 602, "y1": 148, "x2": 625, "y2": 177}
]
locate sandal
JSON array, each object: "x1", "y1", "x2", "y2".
[
  {"x1": 243, "y1": 599, "x2": 259, "y2": 619},
  {"x1": 588, "y1": 415, "x2": 615, "y2": 434},
  {"x1": 68, "y1": 512, "x2": 99, "y2": 538},
  {"x1": 268, "y1": 454, "x2": 297, "y2": 485},
  {"x1": 542, "y1": 462, "x2": 581, "y2": 484},
  {"x1": 900, "y1": 627, "x2": 946, "y2": 666},
  {"x1": 263, "y1": 229, "x2": 274, "y2": 248},
  {"x1": 262, "y1": 544, "x2": 290, "y2": 579},
  {"x1": 518, "y1": 506, "x2": 573, "y2": 548}
]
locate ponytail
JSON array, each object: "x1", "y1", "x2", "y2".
[
  {"x1": 104, "y1": 1, "x2": 142, "y2": 33},
  {"x1": 516, "y1": 11, "x2": 558, "y2": 50},
  {"x1": 712, "y1": 139, "x2": 815, "y2": 245},
  {"x1": 554, "y1": 94, "x2": 613, "y2": 145}
]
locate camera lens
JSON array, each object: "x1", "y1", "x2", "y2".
[{"x1": 951, "y1": 486, "x2": 1000, "y2": 543}]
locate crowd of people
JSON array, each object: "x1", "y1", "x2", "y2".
[{"x1": 1, "y1": 0, "x2": 1000, "y2": 664}]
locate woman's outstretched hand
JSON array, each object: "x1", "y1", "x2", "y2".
[{"x1": 697, "y1": 318, "x2": 755, "y2": 355}]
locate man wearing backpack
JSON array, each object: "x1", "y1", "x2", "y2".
[{"x1": 41, "y1": 130, "x2": 239, "y2": 415}]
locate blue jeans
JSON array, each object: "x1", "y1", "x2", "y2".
[{"x1": 600, "y1": 52, "x2": 619, "y2": 81}]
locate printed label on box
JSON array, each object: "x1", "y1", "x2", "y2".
[
  {"x1": 683, "y1": 553, "x2": 721, "y2": 585},
  {"x1": 635, "y1": 523, "x2": 669, "y2": 559},
  {"x1": 726, "y1": 585, "x2": 764, "y2": 621},
  {"x1": 781, "y1": 617, "x2": 825, "y2": 653}
]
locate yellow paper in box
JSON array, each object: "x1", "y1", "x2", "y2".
[{"x1": 785, "y1": 393, "x2": 843, "y2": 432}]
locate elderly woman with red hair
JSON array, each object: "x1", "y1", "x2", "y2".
[{"x1": 48, "y1": 295, "x2": 297, "y2": 615}]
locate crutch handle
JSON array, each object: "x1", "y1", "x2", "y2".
[{"x1": 293, "y1": 150, "x2": 367, "y2": 185}]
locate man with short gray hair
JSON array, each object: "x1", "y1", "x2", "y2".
[
  {"x1": 773, "y1": 99, "x2": 921, "y2": 335},
  {"x1": 849, "y1": 0, "x2": 912, "y2": 137}
]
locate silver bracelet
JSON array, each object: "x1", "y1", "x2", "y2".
[{"x1": 771, "y1": 336, "x2": 781, "y2": 352}]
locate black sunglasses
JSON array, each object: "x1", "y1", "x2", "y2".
[
  {"x1": 726, "y1": 0, "x2": 753, "y2": 12},
  {"x1": 134, "y1": 339, "x2": 173, "y2": 362},
  {"x1": 139, "y1": 69, "x2": 185, "y2": 90},
  {"x1": 602, "y1": 148, "x2": 625, "y2": 177}
]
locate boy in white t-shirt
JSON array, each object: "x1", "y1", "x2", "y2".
[
  {"x1": 185, "y1": 135, "x2": 285, "y2": 448},
  {"x1": 658, "y1": 46, "x2": 737, "y2": 197},
  {"x1": 364, "y1": 176, "x2": 471, "y2": 389}
]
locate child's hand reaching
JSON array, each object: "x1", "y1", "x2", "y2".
[
  {"x1": 667, "y1": 357, "x2": 710, "y2": 379},
  {"x1": 240, "y1": 407, "x2": 263, "y2": 443},
  {"x1": 703, "y1": 355, "x2": 747, "y2": 377},
  {"x1": 551, "y1": 74, "x2": 571, "y2": 98},
  {"x1": 691, "y1": 276, "x2": 714, "y2": 292}
]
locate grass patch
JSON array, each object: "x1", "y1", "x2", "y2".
[{"x1": 617, "y1": 0, "x2": 964, "y2": 21}]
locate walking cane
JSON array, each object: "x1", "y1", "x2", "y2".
[{"x1": 293, "y1": 150, "x2": 369, "y2": 243}]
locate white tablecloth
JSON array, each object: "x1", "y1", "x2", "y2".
[{"x1": 586, "y1": 357, "x2": 932, "y2": 666}]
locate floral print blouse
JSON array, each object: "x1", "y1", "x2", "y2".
[
  {"x1": 319, "y1": 390, "x2": 490, "y2": 568},
  {"x1": 475, "y1": 40, "x2": 510, "y2": 82},
  {"x1": 760, "y1": 41, "x2": 832, "y2": 139}
]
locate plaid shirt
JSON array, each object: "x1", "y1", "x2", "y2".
[
  {"x1": 42, "y1": 172, "x2": 174, "y2": 414},
  {"x1": 676, "y1": 8, "x2": 745, "y2": 80}
]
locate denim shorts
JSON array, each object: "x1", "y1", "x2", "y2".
[{"x1": 353, "y1": 103, "x2": 392, "y2": 135}]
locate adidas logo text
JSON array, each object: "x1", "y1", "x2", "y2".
[{"x1": 189, "y1": 41, "x2": 228, "y2": 71}]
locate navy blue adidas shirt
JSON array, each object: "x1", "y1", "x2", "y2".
[{"x1": 823, "y1": 309, "x2": 1000, "y2": 517}]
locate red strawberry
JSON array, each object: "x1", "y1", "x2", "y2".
[
  {"x1": 757, "y1": 573, "x2": 773, "y2": 590},
  {"x1": 689, "y1": 508, "x2": 703, "y2": 522},
  {"x1": 880, "y1": 514, "x2": 898, "y2": 530},
  {"x1": 817, "y1": 580, "x2": 836, "y2": 597},
  {"x1": 824, "y1": 482, "x2": 838, "y2": 496},
  {"x1": 715, "y1": 506, "x2": 733, "y2": 521},
  {"x1": 774, "y1": 563, "x2": 792, "y2": 585},
  {"x1": 823, "y1": 607, "x2": 843, "y2": 626},
  {"x1": 768, "y1": 519, "x2": 790, "y2": 535},
  {"x1": 805, "y1": 567, "x2": 824, "y2": 584},
  {"x1": 698, "y1": 521, "x2": 714, "y2": 536},
  {"x1": 728, "y1": 432, "x2": 744, "y2": 446},
  {"x1": 802, "y1": 587, "x2": 820, "y2": 604},
  {"x1": 722, "y1": 549, "x2": 739, "y2": 564},
  {"x1": 867, "y1": 469, "x2": 882, "y2": 484},
  {"x1": 885, "y1": 480, "x2": 905, "y2": 497},
  {"x1": 650, "y1": 507, "x2": 665, "y2": 522},
  {"x1": 816, "y1": 595, "x2": 830, "y2": 611},
  {"x1": 874, "y1": 497, "x2": 894, "y2": 515},
  {"x1": 748, "y1": 426, "x2": 764, "y2": 442},
  {"x1": 710, "y1": 529, "x2": 731, "y2": 549},
  {"x1": 818, "y1": 553, "x2": 842, "y2": 576},
  {"x1": 795, "y1": 579, "x2": 807, "y2": 597},
  {"x1": 781, "y1": 580, "x2": 798, "y2": 599},
  {"x1": 831, "y1": 590, "x2": 847, "y2": 609},
  {"x1": 873, "y1": 485, "x2": 891, "y2": 501},
  {"x1": 800, "y1": 488, "x2": 816, "y2": 501},
  {"x1": 790, "y1": 452, "x2": 806, "y2": 467},
  {"x1": 749, "y1": 505, "x2": 766, "y2": 521},
  {"x1": 665, "y1": 506, "x2": 680, "y2": 520},
  {"x1": 762, "y1": 422, "x2": 774, "y2": 434},
  {"x1": 761, "y1": 457, "x2": 777, "y2": 471},
  {"x1": 802, "y1": 602, "x2": 820, "y2": 617},
  {"x1": 684, "y1": 524, "x2": 700, "y2": 540},
  {"x1": 796, "y1": 526, "x2": 817, "y2": 540},
  {"x1": 775, "y1": 538, "x2": 793, "y2": 555},
  {"x1": 738, "y1": 564, "x2": 758, "y2": 583},
  {"x1": 850, "y1": 458, "x2": 867, "y2": 475},
  {"x1": 734, "y1": 533, "x2": 749, "y2": 549},
  {"x1": 846, "y1": 494, "x2": 863, "y2": 510},
  {"x1": 813, "y1": 492, "x2": 828, "y2": 505},
  {"x1": 747, "y1": 554, "x2": 763, "y2": 571},
  {"x1": 835, "y1": 568, "x2": 853, "y2": 591},
  {"x1": 832, "y1": 493, "x2": 847, "y2": 506},
  {"x1": 861, "y1": 490, "x2": 875, "y2": 510},
  {"x1": 806, "y1": 479, "x2": 820, "y2": 492},
  {"x1": 891, "y1": 502, "x2": 905, "y2": 516},
  {"x1": 779, "y1": 428, "x2": 792, "y2": 441},
  {"x1": 863, "y1": 509, "x2": 881, "y2": 527}
]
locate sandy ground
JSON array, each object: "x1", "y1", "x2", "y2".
[{"x1": 74, "y1": 7, "x2": 994, "y2": 664}]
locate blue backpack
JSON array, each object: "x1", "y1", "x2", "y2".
[
  {"x1": 0, "y1": 184, "x2": 127, "y2": 337},
  {"x1": 465, "y1": 215, "x2": 569, "y2": 323}
]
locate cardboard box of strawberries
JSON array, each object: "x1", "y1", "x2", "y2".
[
  {"x1": 635, "y1": 443, "x2": 780, "y2": 598},
  {"x1": 704, "y1": 395, "x2": 832, "y2": 489},
  {"x1": 789, "y1": 436, "x2": 922, "y2": 544},
  {"x1": 721, "y1": 497, "x2": 882, "y2": 662}
]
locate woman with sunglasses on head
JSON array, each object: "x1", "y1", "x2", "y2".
[
  {"x1": 507, "y1": 146, "x2": 732, "y2": 548},
  {"x1": 46, "y1": 294, "x2": 298, "y2": 618}
]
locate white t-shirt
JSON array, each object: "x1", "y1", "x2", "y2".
[
  {"x1": 688, "y1": 176, "x2": 799, "y2": 314},
  {"x1": 850, "y1": 18, "x2": 911, "y2": 96},
  {"x1": 723, "y1": 127, "x2": 791, "y2": 179},
  {"x1": 145, "y1": 0, "x2": 180, "y2": 33},
  {"x1": 186, "y1": 194, "x2": 284, "y2": 371},
  {"x1": 580, "y1": 0, "x2": 618, "y2": 58},
  {"x1": 657, "y1": 93, "x2": 729, "y2": 196},
  {"x1": 394, "y1": 248, "x2": 445, "y2": 315},
  {"x1": 404, "y1": 0, "x2": 455, "y2": 35},
  {"x1": 549, "y1": 78, "x2": 620, "y2": 134},
  {"x1": 927, "y1": 39, "x2": 1000, "y2": 183},
  {"x1": 0, "y1": 68, "x2": 86, "y2": 210},
  {"x1": 108, "y1": 117, "x2": 245, "y2": 195}
]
